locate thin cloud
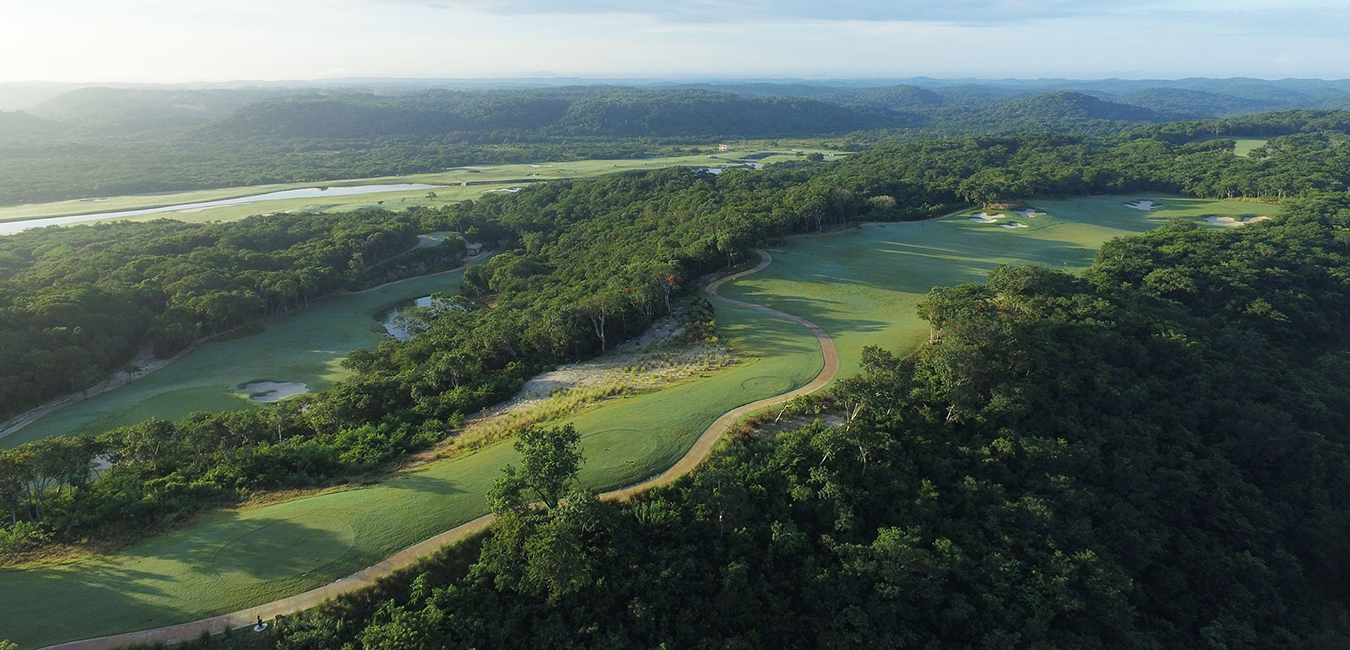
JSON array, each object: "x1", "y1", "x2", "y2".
[{"x1": 390, "y1": 0, "x2": 1153, "y2": 25}]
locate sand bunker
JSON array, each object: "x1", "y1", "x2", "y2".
[
  {"x1": 999, "y1": 222, "x2": 1029, "y2": 229},
  {"x1": 968, "y1": 212, "x2": 1006, "y2": 223},
  {"x1": 1015, "y1": 209, "x2": 1046, "y2": 218},
  {"x1": 240, "y1": 381, "x2": 309, "y2": 402},
  {"x1": 1206, "y1": 215, "x2": 1270, "y2": 227},
  {"x1": 1126, "y1": 200, "x2": 1162, "y2": 211}
]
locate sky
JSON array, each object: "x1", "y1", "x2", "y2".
[{"x1": 2, "y1": 0, "x2": 1350, "y2": 82}]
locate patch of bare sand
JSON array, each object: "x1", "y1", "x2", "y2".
[
  {"x1": 1206, "y1": 215, "x2": 1270, "y2": 227},
  {"x1": 968, "y1": 212, "x2": 1006, "y2": 223},
  {"x1": 419, "y1": 315, "x2": 737, "y2": 460}
]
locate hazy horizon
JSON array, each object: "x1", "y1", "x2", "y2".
[{"x1": 4, "y1": 1, "x2": 1348, "y2": 84}]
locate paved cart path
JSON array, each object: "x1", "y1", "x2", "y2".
[{"x1": 39, "y1": 249, "x2": 839, "y2": 650}]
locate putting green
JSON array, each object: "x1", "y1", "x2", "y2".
[
  {"x1": 3, "y1": 270, "x2": 467, "y2": 449},
  {"x1": 718, "y1": 194, "x2": 1273, "y2": 378}
]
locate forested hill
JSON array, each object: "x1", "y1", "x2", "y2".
[
  {"x1": 218, "y1": 194, "x2": 1350, "y2": 650},
  {"x1": 205, "y1": 88, "x2": 904, "y2": 139},
  {"x1": 9, "y1": 82, "x2": 1348, "y2": 206},
  {"x1": 8, "y1": 116, "x2": 1350, "y2": 565}
]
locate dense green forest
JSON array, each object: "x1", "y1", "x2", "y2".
[
  {"x1": 180, "y1": 194, "x2": 1350, "y2": 649},
  {"x1": 2, "y1": 100, "x2": 1350, "y2": 646},
  {"x1": 0, "y1": 210, "x2": 464, "y2": 423},
  {"x1": 10, "y1": 114, "x2": 1350, "y2": 557},
  {"x1": 7, "y1": 84, "x2": 1347, "y2": 206}
]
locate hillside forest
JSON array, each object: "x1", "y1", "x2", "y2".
[{"x1": 3, "y1": 107, "x2": 1350, "y2": 648}]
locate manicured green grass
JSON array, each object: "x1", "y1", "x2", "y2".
[
  {"x1": 0, "y1": 194, "x2": 1274, "y2": 648},
  {"x1": 719, "y1": 194, "x2": 1275, "y2": 379},
  {"x1": 0, "y1": 289, "x2": 826, "y2": 649},
  {"x1": 1234, "y1": 139, "x2": 1268, "y2": 157},
  {"x1": 3, "y1": 270, "x2": 467, "y2": 449}
]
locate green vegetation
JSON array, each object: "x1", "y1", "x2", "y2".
[
  {"x1": 0, "y1": 87, "x2": 886, "y2": 206},
  {"x1": 3, "y1": 269, "x2": 466, "y2": 447},
  {"x1": 721, "y1": 195, "x2": 1266, "y2": 379},
  {"x1": 205, "y1": 195, "x2": 1350, "y2": 650},
  {"x1": 8, "y1": 83, "x2": 1337, "y2": 209},
  {"x1": 0, "y1": 293, "x2": 825, "y2": 649},
  {"x1": 0, "y1": 148, "x2": 826, "y2": 227},
  {"x1": 1234, "y1": 137, "x2": 1269, "y2": 156},
  {"x1": 0, "y1": 211, "x2": 463, "y2": 425},
  {"x1": 7, "y1": 113, "x2": 1350, "y2": 647}
]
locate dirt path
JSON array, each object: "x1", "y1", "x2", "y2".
[{"x1": 36, "y1": 249, "x2": 839, "y2": 650}]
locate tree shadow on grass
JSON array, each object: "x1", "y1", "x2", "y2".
[
  {"x1": 110, "y1": 511, "x2": 354, "y2": 584},
  {"x1": 381, "y1": 472, "x2": 469, "y2": 497},
  {"x1": 0, "y1": 560, "x2": 187, "y2": 648}
]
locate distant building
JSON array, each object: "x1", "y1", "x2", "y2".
[
  {"x1": 466, "y1": 242, "x2": 484, "y2": 255},
  {"x1": 718, "y1": 144, "x2": 731, "y2": 152}
]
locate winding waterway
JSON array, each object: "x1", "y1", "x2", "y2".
[{"x1": 0, "y1": 184, "x2": 441, "y2": 235}]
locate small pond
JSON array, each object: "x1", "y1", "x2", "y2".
[{"x1": 380, "y1": 296, "x2": 434, "y2": 341}]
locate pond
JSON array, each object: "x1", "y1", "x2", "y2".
[
  {"x1": 381, "y1": 296, "x2": 434, "y2": 341},
  {"x1": 0, "y1": 184, "x2": 442, "y2": 235}
]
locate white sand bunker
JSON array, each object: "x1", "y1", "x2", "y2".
[
  {"x1": 1206, "y1": 215, "x2": 1270, "y2": 227},
  {"x1": 240, "y1": 381, "x2": 309, "y2": 402},
  {"x1": 1015, "y1": 209, "x2": 1046, "y2": 218},
  {"x1": 968, "y1": 212, "x2": 1006, "y2": 223},
  {"x1": 1126, "y1": 200, "x2": 1162, "y2": 211},
  {"x1": 999, "y1": 222, "x2": 1029, "y2": 229}
]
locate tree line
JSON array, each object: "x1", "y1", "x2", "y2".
[
  {"x1": 0, "y1": 209, "x2": 463, "y2": 424},
  {"x1": 171, "y1": 194, "x2": 1350, "y2": 649},
  {"x1": 9, "y1": 113, "x2": 1350, "y2": 561}
]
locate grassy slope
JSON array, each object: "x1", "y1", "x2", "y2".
[
  {"x1": 3, "y1": 270, "x2": 468, "y2": 449},
  {"x1": 0, "y1": 293, "x2": 825, "y2": 649},
  {"x1": 719, "y1": 195, "x2": 1272, "y2": 379}
]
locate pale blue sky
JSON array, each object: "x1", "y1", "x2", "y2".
[{"x1": 2, "y1": 0, "x2": 1348, "y2": 82}]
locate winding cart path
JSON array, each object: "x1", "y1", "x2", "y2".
[{"x1": 39, "y1": 249, "x2": 839, "y2": 650}]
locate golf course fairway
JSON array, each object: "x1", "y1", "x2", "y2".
[
  {"x1": 2, "y1": 270, "x2": 469, "y2": 449},
  {"x1": 0, "y1": 195, "x2": 1274, "y2": 648},
  {"x1": 719, "y1": 194, "x2": 1272, "y2": 379},
  {"x1": 0, "y1": 281, "x2": 826, "y2": 649}
]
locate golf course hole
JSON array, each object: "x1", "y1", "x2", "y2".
[
  {"x1": 582, "y1": 428, "x2": 664, "y2": 471},
  {"x1": 211, "y1": 515, "x2": 355, "y2": 584},
  {"x1": 239, "y1": 380, "x2": 309, "y2": 402},
  {"x1": 740, "y1": 375, "x2": 794, "y2": 394}
]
